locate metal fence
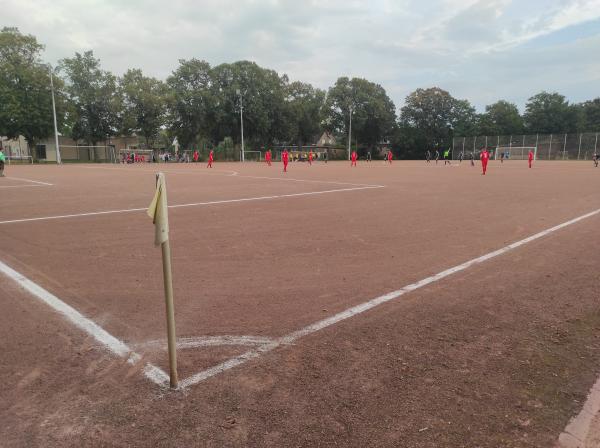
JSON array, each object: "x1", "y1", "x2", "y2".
[{"x1": 452, "y1": 133, "x2": 600, "y2": 160}]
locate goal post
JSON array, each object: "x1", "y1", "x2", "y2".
[
  {"x1": 242, "y1": 150, "x2": 262, "y2": 162},
  {"x1": 494, "y1": 146, "x2": 537, "y2": 160}
]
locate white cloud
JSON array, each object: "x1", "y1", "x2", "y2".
[
  {"x1": 491, "y1": 0, "x2": 600, "y2": 50},
  {"x1": 2, "y1": 0, "x2": 600, "y2": 110}
]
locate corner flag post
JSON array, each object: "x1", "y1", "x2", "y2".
[
  {"x1": 161, "y1": 234, "x2": 178, "y2": 388},
  {"x1": 147, "y1": 173, "x2": 178, "y2": 388}
]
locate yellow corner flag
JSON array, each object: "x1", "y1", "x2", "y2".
[
  {"x1": 147, "y1": 172, "x2": 178, "y2": 388},
  {"x1": 147, "y1": 172, "x2": 169, "y2": 246}
]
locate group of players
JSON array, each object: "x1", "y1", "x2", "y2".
[
  {"x1": 186, "y1": 146, "x2": 599, "y2": 174},
  {"x1": 350, "y1": 149, "x2": 393, "y2": 167},
  {"x1": 275, "y1": 149, "x2": 394, "y2": 172},
  {"x1": 425, "y1": 149, "x2": 454, "y2": 165},
  {"x1": 122, "y1": 152, "x2": 148, "y2": 164},
  {"x1": 425, "y1": 148, "x2": 537, "y2": 174},
  {"x1": 262, "y1": 147, "x2": 531, "y2": 175},
  {"x1": 191, "y1": 150, "x2": 215, "y2": 168},
  {"x1": 0, "y1": 146, "x2": 598, "y2": 178}
]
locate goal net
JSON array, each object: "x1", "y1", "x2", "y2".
[
  {"x1": 61, "y1": 146, "x2": 117, "y2": 163},
  {"x1": 494, "y1": 146, "x2": 537, "y2": 160},
  {"x1": 6, "y1": 155, "x2": 33, "y2": 164},
  {"x1": 243, "y1": 150, "x2": 262, "y2": 162}
]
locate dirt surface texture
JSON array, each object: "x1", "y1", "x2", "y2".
[{"x1": 0, "y1": 159, "x2": 599, "y2": 447}]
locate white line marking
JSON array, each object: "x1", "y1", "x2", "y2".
[
  {"x1": 167, "y1": 186, "x2": 384, "y2": 210},
  {"x1": 178, "y1": 207, "x2": 600, "y2": 389},
  {"x1": 234, "y1": 174, "x2": 383, "y2": 188},
  {"x1": 0, "y1": 184, "x2": 46, "y2": 189},
  {"x1": 0, "y1": 260, "x2": 170, "y2": 388},
  {"x1": 164, "y1": 168, "x2": 240, "y2": 177},
  {"x1": 0, "y1": 206, "x2": 148, "y2": 224},
  {"x1": 143, "y1": 363, "x2": 171, "y2": 385},
  {"x1": 77, "y1": 164, "x2": 379, "y2": 187},
  {"x1": 0, "y1": 185, "x2": 384, "y2": 225},
  {"x1": 6, "y1": 176, "x2": 53, "y2": 186},
  {"x1": 134, "y1": 335, "x2": 276, "y2": 351},
  {"x1": 78, "y1": 165, "x2": 240, "y2": 177}
]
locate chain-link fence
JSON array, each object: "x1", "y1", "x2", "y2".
[{"x1": 452, "y1": 133, "x2": 600, "y2": 161}]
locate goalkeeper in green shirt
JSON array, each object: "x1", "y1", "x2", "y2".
[
  {"x1": 443, "y1": 149, "x2": 451, "y2": 165},
  {"x1": 0, "y1": 149, "x2": 6, "y2": 177}
]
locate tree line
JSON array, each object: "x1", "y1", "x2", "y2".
[{"x1": 1, "y1": 27, "x2": 599, "y2": 159}]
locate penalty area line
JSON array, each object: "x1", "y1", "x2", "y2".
[
  {"x1": 77, "y1": 165, "x2": 379, "y2": 187},
  {"x1": 0, "y1": 259, "x2": 170, "y2": 388},
  {"x1": 178, "y1": 207, "x2": 600, "y2": 389},
  {"x1": 0, "y1": 185, "x2": 385, "y2": 225},
  {"x1": 5, "y1": 176, "x2": 54, "y2": 186},
  {"x1": 0, "y1": 184, "x2": 47, "y2": 189},
  {"x1": 232, "y1": 174, "x2": 384, "y2": 188},
  {"x1": 77, "y1": 165, "x2": 240, "y2": 177}
]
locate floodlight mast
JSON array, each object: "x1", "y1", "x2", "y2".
[
  {"x1": 237, "y1": 89, "x2": 245, "y2": 162},
  {"x1": 347, "y1": 106, "x2": 353, "y2": 161},
  {"x1": 49, "y1": 66, "x2": 62, "y2": 164}
]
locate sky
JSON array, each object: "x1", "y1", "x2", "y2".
[{"x1": 3, "y1": 0, "x2": 600, "y2": 112}]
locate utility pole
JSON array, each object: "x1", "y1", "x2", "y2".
[
  {"x1": 347, "y1": 106, "x2": 353, "y2": 161},
  {"x1": 237, "y1": 89, "x2": 245, "y2": 162},
  {"x1": 50, "y1": 66, "x2": 62, "y2": 164}
]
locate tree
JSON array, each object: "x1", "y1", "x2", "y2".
[
  {"x1": 209, "y1": 61, "x2": 288, "y2": 148},
  {"x1": 166, "y1": 58, "x2": 213, "y2": 151},
  {"x1": 391, "y1": 123, "x2": 428, "y2": 159},
  {"x1": 451, "y1": 99, "x2": 478, "y2": 137},
  {"x1": 0, "y1": 27, "x2": 64, "y2": 158},
  {"x1": 60, "y1": 50, "x2": 122, "y2": 145},
  {"x1": 323, "y1": 77, "x2": 396, "y2": 152},
  {"x1": 166, "y1": 59, "x2": 290, "y2": 152},
  {"x1": 478, "y1": 100, "x2": 523, "y2": 136},
  {"x1": 398, "y1": 87, "x2": 476, "y2": 153},
  {"x1": 120, "y1": 69, "x2": 166, "y2": 148},
  {"x1": 523, "y1": 92, "x2": 578, "y2": 134},
  {"x1": 579, "y1": 98, "x2": 600, "y2": 132},
  {"x1": 284, "y1": 81, "x2": 325, "y2": 147}
]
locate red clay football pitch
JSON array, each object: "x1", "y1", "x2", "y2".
[{"x1": 1, "y1": 160, "x2": 599, "y2": 447}]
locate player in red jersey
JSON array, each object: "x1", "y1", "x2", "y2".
[
  {"x1": 528, "y1": 149, "x2": 534, "y2": 168},
  {"x1": 480, "y1": 148, "x2": 490, "y2": 175},
  {"x1": 193, "y1": 150, "x2": 199, "y2": 163},
  {"x1": 351, "y1": 150, "x2": 357, "y2": 167},
  {"x1": 387, "y1": 150, "x2": 393, "y2": 164},
  {"x1": 207, "y1": 149, "x2": 214, "y2": 168},
  {"x1": 282, "y1": 149, "x2": 289, "y2": 172},
  {"x1": 265, "y1": 149, "x2": 272, "y2": 166},
  {"x1": 308, "y1": 150, "x2": 313, "y2": 165}
]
